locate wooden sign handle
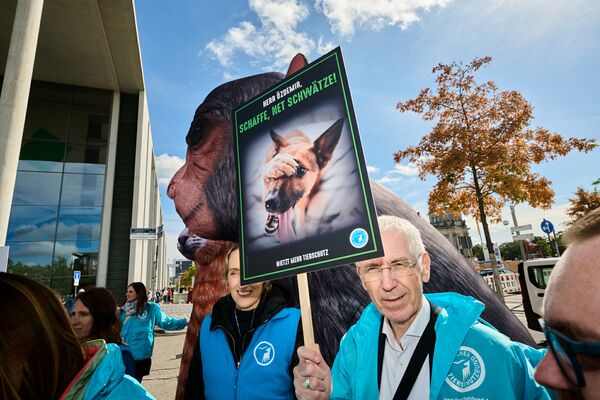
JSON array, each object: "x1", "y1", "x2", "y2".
[{"x1": 297, "y1": 272, "x2": 315, "y2": 348}]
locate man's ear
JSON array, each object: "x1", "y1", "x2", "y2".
[
  {"x1": 314, "y1": 118, "x2": 344, "y2": 169},
  {"x1": 420, "y1": 251, "x2": 431, "y2": 284},
  {"x1": 270, "y1": 129, "x2": 289, "y2": 151}
]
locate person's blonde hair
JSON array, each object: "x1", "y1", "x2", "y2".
[{"x1": 0, "y1": 273, "x2": 85, "y2": 399}]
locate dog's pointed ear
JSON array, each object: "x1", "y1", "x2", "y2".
[
  {"x1": 270, "y1": 129, "x2": 289, "y2": 150},
  {"x1": 314, "y1": 118, "x2": 344, "y2": 169}
]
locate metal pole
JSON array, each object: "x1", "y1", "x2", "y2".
[
  {"x1": 552, "y1": 231, "x2": 560, "y2": 256},
  {"x1": 510, "y1": 205, "x2": 527, "y2": 260}
]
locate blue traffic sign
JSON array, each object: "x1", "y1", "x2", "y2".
[
  {"x1": 73, "y1": 270, "x2": 81, "y2": 280},
  {"x1": 541, "y1": 219, "x2": 554, "y2": 234}
]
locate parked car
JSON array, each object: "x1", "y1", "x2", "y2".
[{"x1": 517, "y1": 257, "x2": 559, "y2": 331}]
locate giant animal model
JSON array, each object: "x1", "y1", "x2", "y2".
[{"x1": 168, "y1": 55, "x2": 536, "y2": 399}]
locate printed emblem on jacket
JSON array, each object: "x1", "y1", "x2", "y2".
[
  {"x1": 445, "y1": 346, "x2": 486, "y2": 392},
  {"x1": 254, "y1": 341, "x2": 275, "y2": 366}
]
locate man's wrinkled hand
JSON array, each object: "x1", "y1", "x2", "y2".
[{"x1": 293, "y1": 345, "x2": 332, "y2": 400}]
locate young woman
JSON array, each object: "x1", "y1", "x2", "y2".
[
  {"x1": 120, "y1": 281, "x2": 188, "y2": 382},
  {"x1": 70, "y1": 286, "x2": 136, "y2": 377},
  {"x1": 183, "y1": 246, "x2": 303, "y2": 399},
  {"x1": 0, "y1": 273, "x2": 153, "y2": 399}
]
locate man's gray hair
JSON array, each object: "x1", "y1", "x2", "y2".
[{"x1": 377, "y1": 215, "x2": 425, "y2": 261}]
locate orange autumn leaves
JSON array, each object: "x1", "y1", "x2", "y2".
[{"x1": 394, "y1": 56, "x2": 596, "y2": 225}]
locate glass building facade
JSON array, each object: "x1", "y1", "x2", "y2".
[{"x1": 6, "y1": 81, "x2": 112, "y2": 296}]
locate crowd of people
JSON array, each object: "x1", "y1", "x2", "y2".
[{"x1": 1, "y1": 208, "x2": 599, "y2": 399}]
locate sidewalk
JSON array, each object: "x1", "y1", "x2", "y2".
[{"x1": 141, "y1": 303, "x2": 192, "y2": 400}]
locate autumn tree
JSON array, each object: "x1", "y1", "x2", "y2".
[
  {"x1": 394, "y1": 56, "x2": 596, "y2": 301},
  {"x1": 566, "y1": 184, "x2": 600, "y2": 224}
]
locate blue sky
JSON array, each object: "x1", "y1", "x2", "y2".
[{"x1": 135, "y1": 0, "x2": 600, "y2": 262}]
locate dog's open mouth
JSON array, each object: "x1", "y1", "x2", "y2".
[{"x1": 265, "y1": 213, "x2": 279, "y2": 235}]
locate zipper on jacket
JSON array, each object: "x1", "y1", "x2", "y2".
[{"x1": 215, "y1": 324, "x2": 240, "y2": 369}]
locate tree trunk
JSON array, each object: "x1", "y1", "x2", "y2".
[{"x1": 472, "y1": 167, "x2": 505, "y2": 303}]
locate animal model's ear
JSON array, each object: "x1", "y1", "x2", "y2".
[
  {"x1": 286, "y1": 54, "x2": 308, "y2": 77},
  {"x1": 270, "y1": 129, "x2": 289, "y2": 151},
  {"x1": 314, "y1": 118, "x2": 344, "y2": 168}
]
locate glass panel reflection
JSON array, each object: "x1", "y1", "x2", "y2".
[
  {"x1": 19, "y1": 139, "x2": 66, "y2": 173},
  {"x1": 12, "y1": 171, "x2": 62, "y2": 206},
  {"x1": 72, "y1": 87, "x2": 112, "y2": 114},
  {"x1": 61, "y1": 174, "x2": 105, "y2": 206},
  {"x1": 56, "y1": 207, "x2": 102, "y2": 241},
  {"x1": 52, "y1": 240, "x2": 99, "y2": 296},
  {"x1": 69, "y1": 112, "x2": 110, "y2": 144},
  {"x1": 28, "y1": 81, "x2": 72, "y2": 110},
  {"x1": 64, "y1": 144, "x2": 107, "y2": 174},
  {"x1": 22, "y1": 106, "x2": 69, "y2": 141},
  {"x1": 7, "y1": 206, "x2": 59, "y2": 241},
  {"x1": 6, "y1": 241, "x2": 55, "y2": 282}
]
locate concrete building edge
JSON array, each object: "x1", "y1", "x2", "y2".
[
  {"x1": 0, "y1": 0, "x2": 44, "y2": 246},
  {"x1": 96, "y1": 91, "x2": 121, "y2": 287}
]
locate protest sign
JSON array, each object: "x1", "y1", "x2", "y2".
[{"x1": 234, "y1": 47, "x2": 382, "y2": 286}]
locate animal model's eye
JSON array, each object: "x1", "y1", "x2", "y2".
[{"x1": 296, "y1": 166, "x2": 307, "y2": 177}]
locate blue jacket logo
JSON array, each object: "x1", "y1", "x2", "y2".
[
  {"x1": 253, "y1": 341, "x2": 275, "y2": 366},
  {"x1": 445, "y1": 346, "x2": 486, "y2": 393}
]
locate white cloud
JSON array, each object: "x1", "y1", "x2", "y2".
[
  {"x1": 206, "y1": 0, "x2": 454, "y2": 71},
  {"x1": 376, "y1": 162, "x2": 420, "y2": 186},
  {"x1": 205, "y1": 0, "x2": 316, "y2": 70},
  {"x1": 367, "y1": 165, "x2": 380, "y2": 174},
  {"x1": 315, "y1": 0, "x2": 453, "y2": 36},
  {"x1": 155, "y1": 153, "x2": 185, "y2": 188}
]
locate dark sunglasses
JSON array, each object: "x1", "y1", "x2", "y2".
[{"x1": 540, "y1": 319, "x2": 600, "y2": 387}]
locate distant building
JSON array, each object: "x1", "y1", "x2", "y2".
[
  {"x1": 429, "y1": 213, "x2": 473, "y2": 258},
  {"x1": 0, "y1": 0, "x2": 168, "y2": 297},
  {"x1": 167, "y1": 259, "x2": 193, "y2": 286}
]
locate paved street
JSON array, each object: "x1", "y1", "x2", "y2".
[
  {"x1": 142, "y1": 296, "x2": 545, "y2": 399},
  {"x1": 141, "y1": 304, "x2": 191, "y2": 400}
]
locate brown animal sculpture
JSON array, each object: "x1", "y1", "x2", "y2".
[{"x1": 168, "y1": 55, "x2": 536, "y2": 399}]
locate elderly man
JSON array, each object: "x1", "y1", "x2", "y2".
[
  {"x1": 534, "y1": 208, "x2": 600, "y2": 400},
  {"x1": 294, "y1": 215, "x2": 550, "y2": 399}
]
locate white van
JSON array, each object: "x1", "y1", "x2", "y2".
[{"x1": 517, "y1": 257, "x2": 559, "y2": 331}]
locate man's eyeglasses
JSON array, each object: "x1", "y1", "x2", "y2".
[
  {"x1": 358, "y1": 254, "x2": 422, "y2": 283},
  {"x1": 540, "y1": 319, "x2": 600, "y2": 388}
]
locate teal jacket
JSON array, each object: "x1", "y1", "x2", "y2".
[
  {"x1": 331, "y1": 292, "x2": 551, "y2": 400},
  {"x1": 63, "y1": 341, "x2": 154, "y2": 399},
  {"x1": 120, "y1": 302, "x2": 187, "y2": 360}
]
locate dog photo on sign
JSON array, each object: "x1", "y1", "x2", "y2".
[{"x1": 240, "y1": 101, "x2": 367, "y2": 251}]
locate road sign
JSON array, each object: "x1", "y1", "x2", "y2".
[
  {"x1": 74, "y1": 270, "x2": 81, "y2": 286},
  {"x1": 130, "y1": 227, "x2": 158, "y2": 240},
  {"x1": 510, "y1": 224, "x2": 532, "y2": 234},
  {"x1": 541, "y1": 219, "x2": 554, "y2": 234},
  {"x1": 513, "y1": 233, "x2": 534, "y2": 241}
]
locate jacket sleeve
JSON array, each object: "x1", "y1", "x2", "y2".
[
  {"x1": 330, "y1": 333, "x2": 355, "y2": 400},
  {"x1": 152, "y1": 303, "x2": 188, "y2": 330},
  {"x1": 513, "y1": 343, "x2": 555, "y2": 400},
  {"x1": 183, "y1": 338, "x2": 205, "y2": 400}
]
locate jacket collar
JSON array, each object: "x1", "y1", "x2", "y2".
[
  {"x1": 59, "y1": 339, "x2": 107, "y2": 400},
  {"x1": 210, "y1": 283, "x2": 292, "y2": 332}
]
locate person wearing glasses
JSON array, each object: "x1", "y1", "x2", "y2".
[
  {"x1": 534, "y1": 207, "x2": 600, "y2": 399},
  {"x1": 293, "y1": 215, "x2": 550, "y2": 400}
]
